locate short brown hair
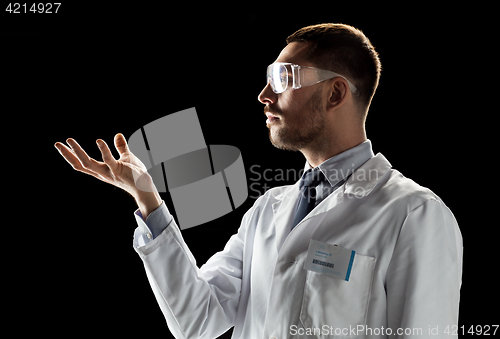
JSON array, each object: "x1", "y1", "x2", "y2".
[{"x1": 287, "y1": 23, "x2": 381, "y2": 112}]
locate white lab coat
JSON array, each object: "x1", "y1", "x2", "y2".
[{"x1": 134, "y1": 153, "x2": 463, "y2": 339}]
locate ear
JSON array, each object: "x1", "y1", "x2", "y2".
[{"x1": 326, "y1": 78, "x2": 349, "y2": 110}]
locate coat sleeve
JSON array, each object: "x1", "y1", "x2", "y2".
[
  {"x1": 134, "y1": 209, "x2": 252, "y2": 339},
  {"x1": 385, "y1": 199, "x2": 463, "y2": 338}
]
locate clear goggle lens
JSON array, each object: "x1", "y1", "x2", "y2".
[{"x1": 267, "y1": 63, "x2": 289, "y2": 94}]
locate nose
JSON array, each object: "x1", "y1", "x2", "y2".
[{"x1": 258, "y1": 82, "x2": 277, "y2": 105}]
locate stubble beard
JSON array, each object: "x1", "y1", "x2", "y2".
[{"x1": 267, "y1": 89, "x2": 326, "y2": 152}]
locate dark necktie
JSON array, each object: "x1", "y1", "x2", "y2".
[{"x1": 291, "y1": 169, "x2": 325, "y2": 229}]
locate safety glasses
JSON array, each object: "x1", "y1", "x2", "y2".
[{"x1": 266, "y1": 62, "x2": 358, "y2": 95}]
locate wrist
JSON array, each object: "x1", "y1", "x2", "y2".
[{"x1": 134, "y1": 189, "x2": 162, "y2": 220}]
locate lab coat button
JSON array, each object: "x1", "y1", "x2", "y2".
[{"x1": 147, "y1": 233, "x2": 152, "y2": 239}]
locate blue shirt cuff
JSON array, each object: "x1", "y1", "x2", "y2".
[{"x1": 134, "y1": 201, "x2": 173, "y2": 241}]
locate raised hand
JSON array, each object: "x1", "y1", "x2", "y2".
[{"x1": 54, "y1": 133, "x2": 162, "y2": 218}]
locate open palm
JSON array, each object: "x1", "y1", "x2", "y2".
[{"x1": 55, "y1": 133, "x2": 155, "y2": 195}]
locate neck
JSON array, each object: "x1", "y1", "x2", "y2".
[{"x1": 300, "y1": 127, "x2": 367, "y2": 168}]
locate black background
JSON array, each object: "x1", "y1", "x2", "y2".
[{"x1": 2, "y1": 2, "x2": 496, "y2": 338}]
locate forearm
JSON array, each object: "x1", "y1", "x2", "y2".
[{"x1": 134, "y1": 216, "x2": 243, "y2": 339}]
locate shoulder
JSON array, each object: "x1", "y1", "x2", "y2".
[
  {"x1": 375, "y1": 168, "x2": 460, "y2": 238},
  {"x1": 347, "y1": 153, "x2": 444, "y2": 212},
  {"x1": 381, "y1": 169, "x2": 443, "y2": 211}
]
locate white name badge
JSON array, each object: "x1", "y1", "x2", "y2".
[{"x1": 304, "y1": 239, "x2": 356, "y2": 281}]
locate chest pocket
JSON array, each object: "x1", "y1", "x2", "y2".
[{"x1": 300, "y1": 253, "x2": 376, "y2": 337}]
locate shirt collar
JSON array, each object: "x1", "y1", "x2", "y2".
[{"x1": 304, "y1": 139, "x2": 375, "y2": 188}]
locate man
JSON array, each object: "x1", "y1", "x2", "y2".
[{"x1": 55, "y1": 24, "x2": 463, "y2": 338}]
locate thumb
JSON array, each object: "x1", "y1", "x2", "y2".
[{"x1": 114, "y1": 133, "x2": 130, "y2": 155}]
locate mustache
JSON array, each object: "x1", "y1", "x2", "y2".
[{"x1": 264, "y1": 105, "x2": 283, "y2": 116}]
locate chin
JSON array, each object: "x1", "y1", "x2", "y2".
[{"x1": 268, "y1": 125, "x2": 300, "y2": 152}]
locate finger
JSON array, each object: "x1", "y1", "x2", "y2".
[
  {"x1": 96, "y1": 139, "x2": 118, "y2": 172},
  {"x1": 65, "y1": 138, "x2": 112, "y2": 179},
  {"x1": 66, "y1": 138, "x2": 92, "y2": 165},
  {"x1": 114, "y1": 133, "x2": 130, "y2": 155},
  {"x1": 55, "y1": 142, "x2": 108, "y2": 180},
  {"x1": 55, "y1": 142, "x2": 87, "y2": 171}
]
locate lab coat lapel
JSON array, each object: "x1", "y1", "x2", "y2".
[
  {"x1": 290, "y1": 179, "x2": 346, "y2": 235},
  {"x1": 272, "y1": 182, "x2": 301, "y2": 252},
  {"x1": 343, "y1": 153, "x2": 392, "y2": 198}
]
